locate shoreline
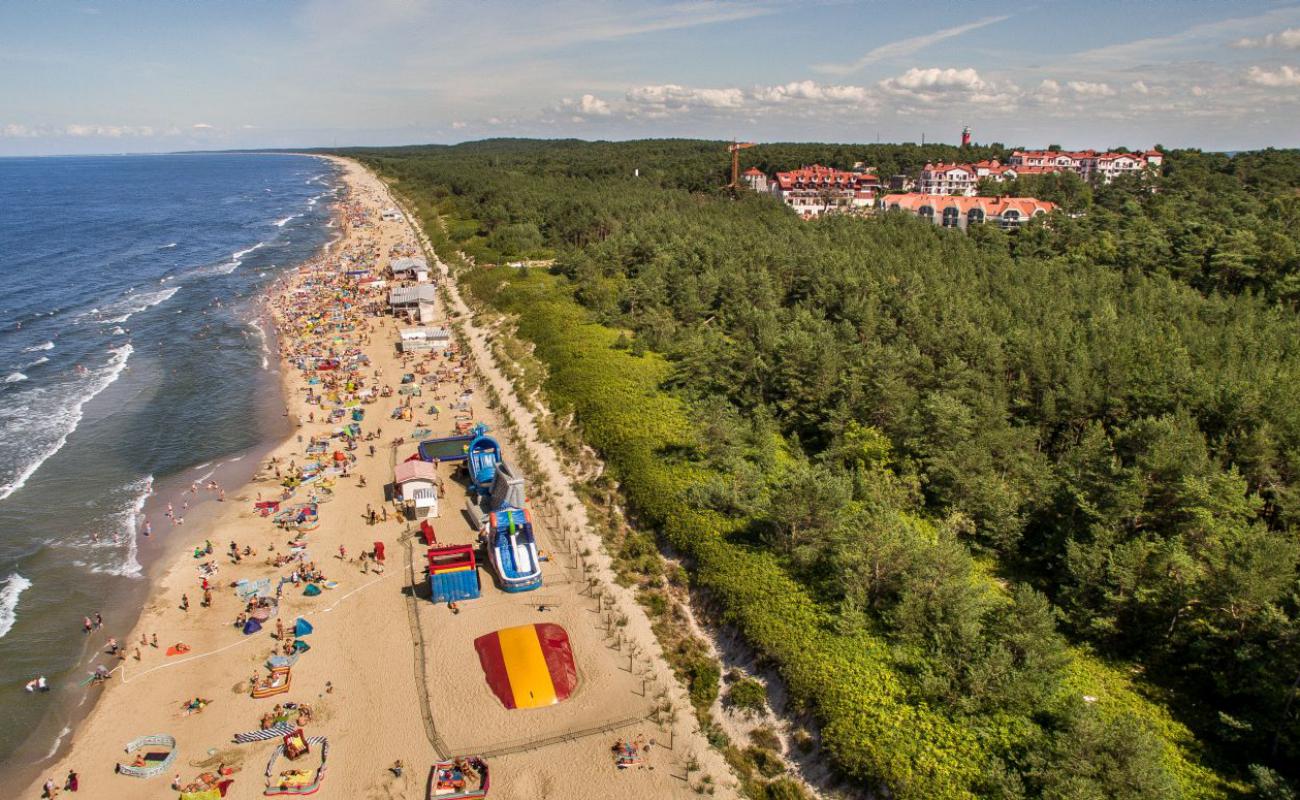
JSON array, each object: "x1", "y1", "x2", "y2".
[
  {"x1": 23, "y1": 156, "x2": 735, "y2": 800},
  {"x1": 2, "y1": 170, "x2": 336, "y2": 792}
]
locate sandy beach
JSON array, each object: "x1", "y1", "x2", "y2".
[{"x1": 21, "y1": 157, "x2": 736, "y2": 800}]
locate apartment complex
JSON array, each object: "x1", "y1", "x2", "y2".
[
  {"x1": 881, "y1": 194, "x2": 1057, "y2": 229},
  {"x1": 745, "y1": 164, "x2": 880, "y2": 218},
  {"x1": 1008, "y1": 149, "x2": 1163, "y2": 182}
]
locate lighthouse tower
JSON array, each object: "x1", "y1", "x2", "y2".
[{"x1": 961, "y1": 125, "x2": 972, "y2": 148}]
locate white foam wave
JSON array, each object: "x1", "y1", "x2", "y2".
[
  {"x1": 194, "y1": 259, "x2": 241, "y2": 277},
  {"x1": 97, "y1": 286, "x2": 180, "y2": 324},
  {"x1": 0, "y1": 343, "x2": 133, "y2": 502},
  {"x1": 42, "y1": 726, "x2": 72, "y2": 761},
  {"x1": 111, "y1": 326, "x2": 125, "y2": 336},
  {"x1": 23, "y1": 341, "x2": 54, "y2": 352},
  {"x1": 272, "y1": 214, "x2": 300, "y2": 228},
  {"x1": 160, "y1": 242, "x2": 178, "y2": 250},
  {"x1": 5, "y1": 373, "x2": 28, "y2": 384},
  {"x1": 0, "y1": 573, "x2": 32, "y2": 639},
  {"x1": 247, "y1": 319, "x2": 271, "y2": 370},
  {"x1": 193, "y1": 462, "x2": 211, "y2": 471},
  {"x1": 26, "y1": 356, "x2": 50, "y2": 368},
  {"x1": 233, "y1": 242, "x2": 267, "y2": 260},
  {"x1": 108, "y1": 474, "x2": 150, "y2": 578}
]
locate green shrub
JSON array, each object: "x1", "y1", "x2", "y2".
[{"x1": 725, "y1": 677, "x2": 768, "y2": 716}]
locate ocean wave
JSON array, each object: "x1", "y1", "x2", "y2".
[
  {"x1": 159, "y1": 242, "x2": 178, "y2": 250},
  {"x1": 23, "y1": 341, "x2": 54, "y2": 352},
  {"x1": 0, "y1": 573, "x2": 32, "y2": 639},
  {"x1": 25, "y1": 356, "x2": 50, "y2": 368},
  {"x1": 272, "y1": 214, "x2": 300, "y2": 228},
  {"x1": 0, "y1": 343, "x2": 133, "y2": 503},
  {"x1": 191, "y1": 259, "x2": 241, "y2": 277},
  {"x1": 233, "y1": 241, "x2": 267, "y2": 261},
  {"x1": 101, "y1": 474, "x2": 150, "y2": 578},
  {"x1": 247, "y1": 319, "x2": 271, "y2": 370},
  {"x1": 42, "y1": 725, "x2": 71, "y2": 761},
  {"x1": 96, "y1": 286, "x2": 180, "y2": 324},
  {"x1": 5, "y1": 373, "x2": 28, "y2": 384}
]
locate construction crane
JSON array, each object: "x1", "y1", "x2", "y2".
[{"x1": 726, "y1": 140, "x2": 755, "y2": 190}]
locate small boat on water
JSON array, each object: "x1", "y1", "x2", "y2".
[
  {"x1": 486, "y1": 508, "x2": 541, "y2": 593},
  {"x1": 426, "y1": 756, "x2": 489, "y2": 799}
]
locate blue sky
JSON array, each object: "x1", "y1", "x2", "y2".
[{"x1": 2, "y1": 0, "x2": 1299, "y2": 155}]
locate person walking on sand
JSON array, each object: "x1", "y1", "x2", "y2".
[
  {"x1": 180, "y1": 593, "x2": 189, "y2": 612},
  {"x1": 64, "y1": 769, "x2": 78, "y2": 792},
  {"x1": 42, "y1": 776, "x2": 59, "y2": 798},
  {"x1": 82, "y1": 617, "x2": 92, "y2": 634}
]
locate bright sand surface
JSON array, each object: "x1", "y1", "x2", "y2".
[{"x1": 22, "y1": 158, "x2": 737, "y2": 800}]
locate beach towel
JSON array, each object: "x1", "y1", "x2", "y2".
[
  {"x1": 165, "y1": 643, "x2": 191, "y2": 657},
  {"x1": 233, "y1": 722, "x2": 295, "y2": 744},
  {"x1": 302, "y1": 583, "x2": 322, "y2": 597},
  {"x1": 293, "y1": 618, "x2": 313, "y2": 637},
  {"x1": 243, "y1": 619, "x2": 263, "y2": 635}
]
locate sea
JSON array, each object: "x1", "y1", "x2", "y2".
[{"x1": 0, "y1": 153, "x2": 341, "y2": 775}]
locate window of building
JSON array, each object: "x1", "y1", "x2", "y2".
[
  {"x1": 918, "y1": 205, "x2": 934, "y2": 221},
  {"x1": 942, "y1": 207, "x2": 960, "y2": 227},
  {"x1": 967, "y1": 208, "x2": 985, "y2": 225}
]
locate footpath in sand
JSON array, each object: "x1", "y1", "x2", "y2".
[{"x1": 25, "y1": 157, "x2": 736, "y2": 800}]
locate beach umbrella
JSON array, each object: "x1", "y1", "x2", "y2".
[
  {"x1": 333, "y1": 451, "x2": 346, "y2": 462},
  {"x1": 243, "y1": 619, "x2": 262, "y2": 636},
  {"x1": 292, "y1": 640, "x2": 311, "y2": 653},
  {"x1": 303, "y1": 583, "x2": 322, "y2": 597},
  {"x1": 293, "y1": 618, "x2": 314, "y2": 637}
]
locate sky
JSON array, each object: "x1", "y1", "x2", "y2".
[{"x1": 2, "y1": 0, "x2": 1299, "y2": 155}]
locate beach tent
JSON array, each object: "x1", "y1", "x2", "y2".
[
  {"x1": 292, "y1": 640, "x2": 311, "y2": 653},
  {"x1": 293, "y1": 618, "x2": 314, "y2": 637},
  {"x1": 243, "y1": 619, "x2": 262, "y2": 635},
  {"x1": 473, "y1": 623, "x2": 577, "y2": 709},
  {"x1": 303, "y1": 583, "x2": 322, "y2": 597}
]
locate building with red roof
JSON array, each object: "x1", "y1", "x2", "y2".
[
  {"x1": 1008, "y1": 148, "x2": 1162, "y2": 182},
  {"x1": 747, "y1": 164, "x2": 880, "y2": 218},
  {"x1": 919, "y1": 159, "x2": 1067, "y2": 196},
  {"x1": 881, "y1": 193, "x2": 1057, "y2": 230}
]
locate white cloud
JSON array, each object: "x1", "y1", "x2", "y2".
[
  {"x1": 192, "y1": 122, "x2": 215, "y2": 130},
  {"x1": 451, "y1": 121, "x2": 467, "y2": 130},
  {"x1": 877, "y1": 67, "x2": 1011, "y2": 106},
  {"x1": 1066, "y1": 80, "x2": 1115, "y2": 97},
  {"x1": 813, "y1": 15, "x2": 1008, "y2": 75},
  {"x1": 1232, "y1": 27, "x2": 1300, "y2": 49},
  {"x1": 1246, "y1": 65, "x2": 1300, "y2": 87},
  {"x1": 63, "y1": 124, "x2": 157, "y2": 137},
  {"x1": 560, "y1": 93, "x2": 612, "y2": 116},
  {"x1": 1129, "y1": 80, "x2": 1150, "y2": 94},
  {"x1": 749, "y1": 80, "x2": 871, "y2": 105},
  {"x1": 625, "y1": 83, "x2": 746, "y2": 115},
  {"x1": 884, "y1": 67, "x2": 986, "y2": 93}
]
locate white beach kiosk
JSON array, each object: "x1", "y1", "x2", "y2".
[
  {"x1": 395, "y1": 460, "x2": 440, "y2": 519},
  {"x1": 398, "y1": 326, "x2": 451, "y2": 353}
]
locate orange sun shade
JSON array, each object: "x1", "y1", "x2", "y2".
[{"x1": 474, "y1": 623, "x2": 576, "y2": 709}]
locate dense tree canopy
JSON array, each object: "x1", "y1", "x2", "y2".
[{"x1": 345, "y1": 139, "x2": 1300, "y2": 798}]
